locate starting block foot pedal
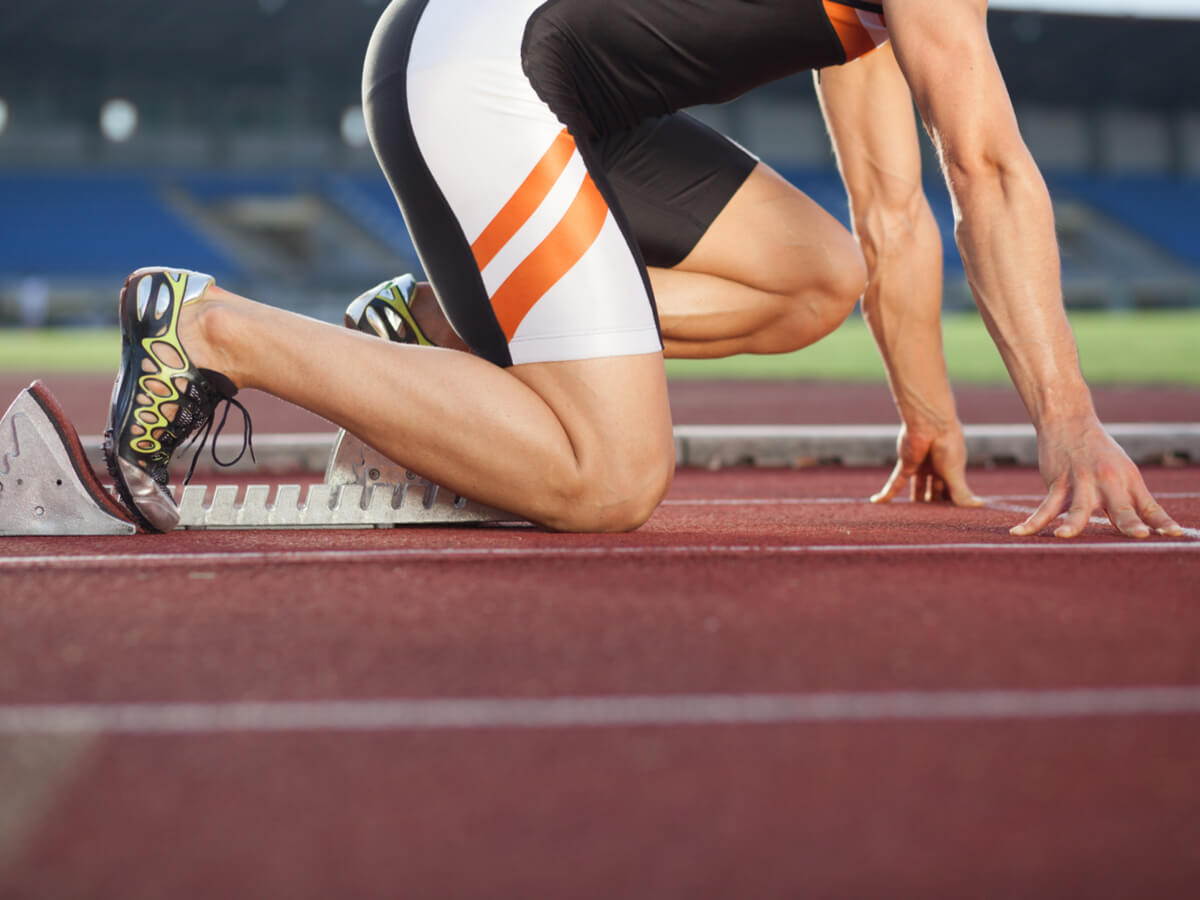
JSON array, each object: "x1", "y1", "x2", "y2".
[
  {"x1": 322, "y1": 428, "x2": 518, "y2": 527},
  {"x1": 0, "y1": 382, "x2": 138, "y2": 536}
]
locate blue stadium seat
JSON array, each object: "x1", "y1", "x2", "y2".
[
  {"x1": 1050, "y1": 174, "x2": 1200, "y2": 268},
  {"x1": 0, "y1": 172, "x2": 238, "y2": 279}
]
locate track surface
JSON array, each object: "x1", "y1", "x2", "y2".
[
  {"x1": 2, "y1": 463, "x2": 1199, "y2": 899},
  {"x1": 2, "y1": 376, "x2": 1198, "y2": 898}
]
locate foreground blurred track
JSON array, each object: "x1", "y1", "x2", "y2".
[{"x1": 1, "y1": 465, "x2": 1198, "y2": 899}]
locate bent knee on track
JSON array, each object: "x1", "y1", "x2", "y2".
[
  {"x1": 537, "y1": 447, "x2": 676, "y2": 533},
  {"x1": 760, "y1": 233, "x2": 866, "y2": 353}
]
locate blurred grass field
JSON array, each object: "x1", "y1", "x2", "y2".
[{"x1": 1, "y1": 309, "x2": 1198, "y2": 385}]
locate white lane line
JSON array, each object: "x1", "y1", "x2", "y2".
[
  {"x1": 2, "y1": 687, "x2": 1199, "y2": 736},
  {"x1": 664, "y1": 497, "x2": 861, "y2": 506},
  {"x1": 664, "y1": 492, "x2": 1200, "y2": 506},
  {"x1": 2, "y1": 541, "x2": 1197, "y2": 570}
]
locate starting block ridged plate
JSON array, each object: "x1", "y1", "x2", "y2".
[{"x1": 173, "y1": 479, "x2": 516, "y2": 530}]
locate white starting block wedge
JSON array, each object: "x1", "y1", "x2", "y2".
[
  {"x1": 322, "y1": 427, "x2": 515, "y2": 524},
  {"x1": 0, "y1": 382, "x2": 520, "y2": 536},
  {"x1": 0, "y1": 382, "x2": 138, "y2": 536}
]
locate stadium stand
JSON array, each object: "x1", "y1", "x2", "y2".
[{"x1": 0, "y1": 4, "x2": 1197, "y2": 323}]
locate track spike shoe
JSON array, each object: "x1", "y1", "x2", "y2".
[
  {"x1": 103, "y1": 267, "x2": 253, "y2": 533},
  {"x1": 344, "y1": 274, "x2": 435, "y2": 345}
]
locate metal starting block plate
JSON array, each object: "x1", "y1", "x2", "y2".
[
  {"x1": 173, "y1": 479, "x2": 518, "y2": 530},
  {"x1": 315, "y1": 428, "x2": 518, "y2": 528},
  {"x1": 0, "y1": 382, "x2": 137, "y2": 536}
]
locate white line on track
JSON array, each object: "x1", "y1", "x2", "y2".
[
  {"x1": 663, "y1": 497, "x2": 861, "y2": 506},
  {"x1": 662, "y1": 492, "x2": 1200, "y2": 506},
  {"x1": 1, "y1": 541, "x2": 1198, "y2": 570},
  {"x1": 2, "y1": 687, "x2": 1199, "y2": 737}
]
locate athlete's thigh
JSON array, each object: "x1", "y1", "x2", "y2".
[
  {"x1": 362, "y1": 0, "x2": 662, "y2": 371},
  {"x1": 677, "y1": 162, "x2": 858, "y2": 294},
  {"x1": 600, "y1": 113, "x2": 856, "y2": 293}
]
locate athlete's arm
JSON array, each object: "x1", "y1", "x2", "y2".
[
  {"x1": 882, "y1": 0, "x2": 1182, "y2": 538},
  {"x1": 816, "y1": 43, "x2": 980, "y2": 507}
]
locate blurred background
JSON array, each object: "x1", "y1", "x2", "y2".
[{"x1": 0, "y1": 0, "x2": 1198, "y2": 327}]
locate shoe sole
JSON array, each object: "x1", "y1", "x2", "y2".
[{"x1": 103, "y1": 270, "x2": 161, "y2": 533}]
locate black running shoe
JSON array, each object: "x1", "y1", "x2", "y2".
[
  {"x1": 343, "y1": 275, "x2": 435, "y2": 345},
  {"x1": 104, "y1": 267, "x2": 253, "y2": 533}
]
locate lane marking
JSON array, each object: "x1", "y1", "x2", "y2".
[
  {"x1": 2, "y1": 687, "x2": 1199, "y2": 736},
  {"x1": 1, "y1": 541, "x2": 1197, "y2": 570},
  {"x1": 664, "y1": 492, "x2": 1200, "y2": 506},
  {"x1": 664, "y1": 497, "x2": 862, "y2": 506}
]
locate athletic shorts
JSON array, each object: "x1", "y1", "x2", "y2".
[{"x1": 362, "y1": 0, "x2": 756, "y2": 368}]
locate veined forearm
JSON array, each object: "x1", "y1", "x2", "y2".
[
  {"x1": 857, "y1": 197, "x2": 957, "y2": 429},
  {"x1": 950, "y1": 159, "x2": 1095, "y2": 429}
]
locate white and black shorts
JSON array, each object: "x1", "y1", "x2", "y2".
[{"x1": 362, "y1": 0, "x2": 758, "y2": 367}]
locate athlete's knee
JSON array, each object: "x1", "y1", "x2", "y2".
[
  {"x1": 814, "y1": 228, "x2": 868, "y2": 318},
  {"x1": 540, "y1": 441, "x2": 675, "y2": 533},
  {"x1": 770, "y1": 228, "x2": 865, "y2": 349}
]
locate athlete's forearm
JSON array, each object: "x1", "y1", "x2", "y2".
[
  {"x1": 949, "y1": 153, "x2": 1096, "y2": 430},
  {"x1": 858, "y1": 194, "x2": 958, "y2": 431}
]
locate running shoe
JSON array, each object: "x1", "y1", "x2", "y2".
[
  {"x1": 104, "y1": 267, "x2": 253, "y2": 533},
  {"x1": 343, "y1": 274, "x2": 435, "y2": 345}
]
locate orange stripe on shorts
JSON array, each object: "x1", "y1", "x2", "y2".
[
  {"x1": 471, "y1": 128, "x2": 577, "y2": 272},
  {"x1": 489, "y1": 174, "x2": 610, "y2": 342},
  {"x1": 823, "y1": 1, "x2": 883, "y2": 63}
]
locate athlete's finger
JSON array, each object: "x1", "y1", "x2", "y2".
[
  {"x1": 1010, "y1": 479, "x2": 1069, "y2": 537},
  {"x1": 1055, "y1": 485, "x2": 1098, "y2": 539},
  {"x1": 871, "y1": 458, "x2": 913, "y2": 504},
  {"x1": 911, "y1": 458, "x2": 934, "y2": 503},
  {"x1": 931, "y1": 475, "x2": 947, "y2": 502},
  {"x1": 910, "y1": 471, "x2": 928, "y2": 502},
  {"x1": 944, "y1": 470, "x2": 985, "y2": 508},
  {"x1": 1105, "y1": 500, "x2": 1152, "y2": 539},
  {"x1": 1136, "y1": 493, "x2": 1185, "y2": 537}
]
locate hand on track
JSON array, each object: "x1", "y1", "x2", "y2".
[
  {"x1": 871, "y1": 422, "x2": 983, "y2": 507},
  {"x1": 1012, "y1": 420, "x2": 1184, "y2": 539}
]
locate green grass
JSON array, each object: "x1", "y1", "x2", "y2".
[
  {"x1": 0, "y1": 328, "x2": 123, "y2": 374},
  {"x1": 666, "y1": 309, "x2": 1200, "y2": 385},
  {"x1": 2, "y1": 310, "x2": 1198, "y2": 384}
]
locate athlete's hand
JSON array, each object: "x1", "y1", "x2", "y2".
[
  {"x1": 871, "y1": 421, "x2": 984, "y2": 506},
  {"x1": 1012, "y1": 418, "x2": 1184, "y2": 539}
]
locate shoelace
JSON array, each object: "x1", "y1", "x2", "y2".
[{"x1": 180, "y1": 395, "x2": 256, "y2": 486}]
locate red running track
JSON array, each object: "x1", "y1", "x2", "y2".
[{"x1": 1, "y1": 465, "x2": 1199, "y2": 899}]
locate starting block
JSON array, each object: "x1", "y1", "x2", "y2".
[{"x1": 0, "y1": 382, "x2": 519, "y2": 536}]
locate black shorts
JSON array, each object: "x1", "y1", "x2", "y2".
[{"x1": 594, "y1": 114, "x2": 757, "y2": 269}]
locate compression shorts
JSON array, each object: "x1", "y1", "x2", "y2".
[{"x1": 362, "y1": 0, "x2": 887, "y2": 367}]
